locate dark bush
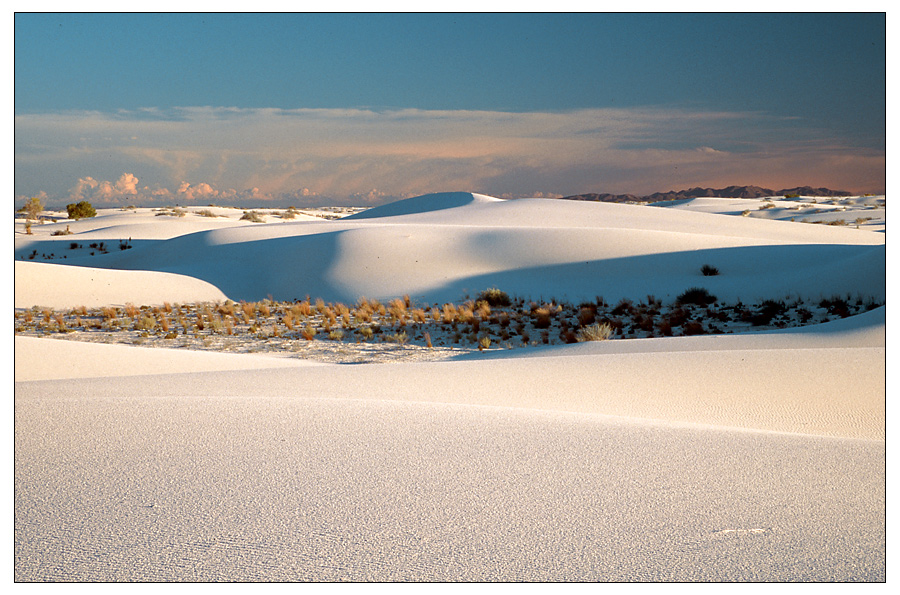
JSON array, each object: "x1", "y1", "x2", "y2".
[
  {"x1": 476, "y1": 288, "x2": 511, "y2": 307},
  {"x1": 577, "y1": 307, "x2": 596, "y2": 327},
  {"x1": 676, "y1": 287, "x2": 717, "y2": 306},
  {"x1": 747, "y1": 300, "x2": 787, "y2": 326},
  {"x1": 701, "y1": 264, "x2": 720, "y2": 276},
  {"x1": 819, "y1": 297, "x2": 850, "y2": 318},
  {"x1": 611, "y1": 298, "x2": 634, "y2": 316},
  {"x1": 682, "y1": 321, "x2": 706, "y2": 336}
]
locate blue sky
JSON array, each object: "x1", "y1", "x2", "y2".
[{"x1": 14, "y1": 12, "x2": 886, "y2": 207}]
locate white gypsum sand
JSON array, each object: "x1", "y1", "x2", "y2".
[{"x1": 14, "y1": 192, "x2": 885, "y2": 581}]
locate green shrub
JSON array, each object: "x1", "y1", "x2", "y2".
[{"x1": 66, "y1": 201, "x2": 97, "y2": 220}]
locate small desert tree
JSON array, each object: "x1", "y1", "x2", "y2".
[
  {"x1": 21, "y1": 197, "x2": 44, "y2": 221},
  {"x1": 67, "y1": 200, "x2": 97, "y2": 220}
]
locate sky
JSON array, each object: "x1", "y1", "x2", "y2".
[{"x1": 14, "y1": 12, "x2": 886, "y2": 208}]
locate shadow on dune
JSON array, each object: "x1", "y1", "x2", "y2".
[
  {"x1": 421, "y1": 242, "x2": 886, "y2": 305},
  {"x1": 41, "y1": 228, "x2": 351, "y2": 303},
  {"x1": 25, "y1": 226, "x2": 885, "y2": 307}
]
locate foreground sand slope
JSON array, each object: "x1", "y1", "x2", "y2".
[{"x1": 15, "y1": 391, "x2": 884, "y2": 581}]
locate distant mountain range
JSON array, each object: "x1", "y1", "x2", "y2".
[{"x1": 561, "y1": 185, "x2": 852, "y2": 203}]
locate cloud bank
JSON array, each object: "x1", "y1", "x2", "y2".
[{"x1": 14, "y1": 107, "x2": 885, "y2": 208}]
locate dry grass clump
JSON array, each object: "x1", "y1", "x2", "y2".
[
  {"x1": 532, "y1": 306, "x2": 552, "y2": 329},
  {"x1": 384, "y1": 331, "x2": 408, "y2": 345},
  {"x1": 241, "y1": 301, "x2": 256, "y2": 320},
  {"x1": 294, "y1": 300, "x2": 313, "y2": 318},
  {"x1": 576, "y1": 322, "x2": 614, "y2": 342},
  {"x1": 441, "y1": 302, "x2": 459, "y2": 324},
  {"x1": 457, "y1": 303, "x2": 475, "y2": 324},
  {"x1": 240, "y1": 211, "x2": 265, "y2": 223},
  {"x1": 474, "y1": 300, "x2": 491, "y2": 319},
  {"x1": 155, "y1": 207, "x2": 187, "y2": 217}
]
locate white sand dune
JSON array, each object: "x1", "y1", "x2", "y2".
[
  {"x1": 16, "y1": 193, "x2": 885, "y2": 305},
  {"x1": 14, "y1": 261, "x2": 229, "y2": 309},
  {"x1": 14, "y1": 192, "x2": 886, "y2": 581},
  {"x1": 650, "y1": 194, "x2": 886, "y2": 233}
]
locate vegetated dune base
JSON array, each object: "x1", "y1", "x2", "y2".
[{"x1": 14, "y1": 192, "x2": 885, "y2": 582}]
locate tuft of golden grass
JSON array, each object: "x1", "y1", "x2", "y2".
[
  {"x1": 354, "y1": 304, "x2": 372, "y2": 323},
  {"x1": 442, "y1": 302, "x2": 458, "y2": 323},
  {"x1": 388, "y1": 298, "x2": 407, "y2": 319},
  {"x1": 576, "y1": 322, "x2": 614, "y2": 342},
  {"x1": 475, "y1": 301, "x2": 491, "y2": 319},
  {"x1": 241, "y1": 301, "x2": 255, "y2": 320},
  {"x1": 293, "y1": 301, "x2": 311, "y2": 318}
]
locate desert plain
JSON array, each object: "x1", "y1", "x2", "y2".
[{"x1": 13, "y1": 191, "x2": 886, "y2": 581}]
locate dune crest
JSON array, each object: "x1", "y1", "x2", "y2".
[{"x1": 344, "y1": 191, "x2": 503, "y2": 219}]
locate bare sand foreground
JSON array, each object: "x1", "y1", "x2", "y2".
[{"x1": 14, "y1": 193, "x2": 885, "y2": 581}]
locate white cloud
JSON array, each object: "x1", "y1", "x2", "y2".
[{"x1": 15, "y1": 106, "x2": 886, "y2": 207}]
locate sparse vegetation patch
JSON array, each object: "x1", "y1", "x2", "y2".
[{"x1": 14, "y1": 290, "x2": 883, "y2": 363}]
